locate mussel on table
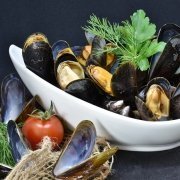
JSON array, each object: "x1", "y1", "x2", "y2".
[
  {"x1": 1, "y1": 73, "x2": 25, "y2": 124},
  {"x1": 7, "y1": 120, "x2": 30, "y2": 163},
  {"x1": 22, "y1": 33, "x2": 54, "y2": 82},
  {"x1": 53, "y1": 120, "x2": 118, "y2": 179},
  {"x1": 0, "y1": 164, "x2": 12, "y2": 179},
  {"x1": 4, "y1": 96, "x2": 37, "y2": 165}
]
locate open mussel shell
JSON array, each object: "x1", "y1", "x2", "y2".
[
  {"x1": 7, "y1": 120, "x2": 29, "y2": 163},
  {"x1": 55, "y1": 146, "x2": 118, "y2": 179},
  {"x1": 0, "y1": 163, "x2": 12, "y2": 179},
  {"x1": 71, "y1": 45, "x2": 92, "y2": 67},
  {"x1": 54, "y1": 47, "x2": 77, "y2": 76},
  {"x1": 87, "y1": 65, "x2": 113, "y2": 96},
  {"x1": 52, "y1": 40, "x2": 69, "y2": 60},
  {"x1": 53, "y1": 120, "x2": 96, "y2": 178},
  {"x1": 1, "y1": 73, "x2": 25, "y2": 124},
  {"x1": 56, "y1": 60, "x2": 85, "y2": 90},
  {"x1": 22, "y1": 32, "x2": 54, "y2": 82},
  {"x1": 135, "y1": 96, "x2": 157, "y2": 121},
  {"x1": 15, "y1": 95, "x2": 38, "y2": 124},
  {"x1": 170, "y1": 83, "x2": 180, "y2": 119},
  {"x1": 136, "y1": 77, "x2": 171, "y2": 121},
  {"x1": 145, "y1": 77, "x2": 172, "y2": 99},
  {"x1": 65, "y1": 78, "x2": 103, "y2": 106},
  {"x1": 111, "y1": 62, "x2": 137, "y2": 106}
]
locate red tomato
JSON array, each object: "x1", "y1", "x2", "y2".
[{"x1": 22, "y1": 115, "x2": 64, "y2": 150}]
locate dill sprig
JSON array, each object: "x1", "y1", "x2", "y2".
[
  {"x1": 83, "y1": 10, "x2": 166, "y2": 71},
  {"x1": 0, "y1": 122, "x2": 15, "y2": 167}
]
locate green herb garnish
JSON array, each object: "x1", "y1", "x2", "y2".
[
  {"x1": 83, "y1": 9, "x2": 166, "y2": 71},
  {"x1": 0, "y1": 122, "x2": 15, "y2": 167}
]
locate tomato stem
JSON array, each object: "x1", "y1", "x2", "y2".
[{"x1": 28, "y1": 101, "x2": 55, "y2": 120}]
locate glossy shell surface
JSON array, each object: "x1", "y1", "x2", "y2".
[
  {"x1": 53, "y1": 120, "x2": 96, "y2": 177},
  {"x1": 1, "y1": 73, "x2": 25, "y2": 124}
]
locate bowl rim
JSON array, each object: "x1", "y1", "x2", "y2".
[{"x1": 9, "y1": 44, "x2": 180, "y2": 128}]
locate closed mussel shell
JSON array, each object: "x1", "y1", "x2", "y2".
[
  {"x1": 158, "y1": 24, "x2": 180, "y2": 42},
  {"x1": 149, "y1": 24, "x2": 180, "y2": 81},
  {"x1": 170, "y1": 83, "x2": 180, "y2": 119},
  {"x1": 22, "y1": 33, "x2": 53, "y2": 82},
  {"x1": 150, "y1": 24, "x2": 180, "y2": 71},
  {"x1": 111, "y1": 62, "x2": 137, "y2": 106},
  {"x1": 86, "y1": 36, "x2": 106, "y2": 67},
  {"x1": 65, "y1": 78, "x2": 103, "y2": 106}
]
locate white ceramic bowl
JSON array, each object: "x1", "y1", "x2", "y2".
[{"x1": 9, "y1": 44, "x2": 180, "y2": 152}]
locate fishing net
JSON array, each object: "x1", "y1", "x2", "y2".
[{"x1": 5, "y1": 136, "x2": 114, "y2": 180}]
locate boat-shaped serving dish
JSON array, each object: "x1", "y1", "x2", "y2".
[{"x1": 9, "y1": 44, "x2": 180, "y2": 152}]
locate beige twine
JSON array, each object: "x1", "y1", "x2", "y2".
[{"x1": 5, "y1": 136, "x2": 114, "y2": 180}]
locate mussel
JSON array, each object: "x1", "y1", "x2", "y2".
[
  {"x1": 86, "y1": 35, "x2": 115, "y2": 70},
  {"x1": 170, "y1": 83, "x2": 180, "y2": 119},
  {"x1": 0, "y1": 164, "x2": 12, "y2": 179},
  {"x1": 56, "y1": 61, "x2": 85, "y2": 90},
  {"x1": 22, "y1": 33, "x2": 54, "y2": 82},
  {"x1": 53, "y1": 41, "x2": 103, "y2": 106},
  {"x1": 53, "y1": 120, "x2": 118, "y2": 179},
  {"x1": 1, "y1": 73, "x2": 25, "y2": 124},
  {"x1": 6, "y1": 96, "x2": 38, "y2": 164},
  {"x1": 87, "y1": 65, "x2": 113, "y2": 96},
  {"x1": 149, "y1": 24, "x2": 180, "y2": 85},
  {"x1": 7, "y1": 120, "x2": 29, "y2": 163},
  {"x1": 71, "y1": 45, "x2": 92, "y2": 67},
  {"x1": 105, "y1": 100, "x2": 130, "y2": 116},
  {"x1": 135, "y1": 77, "x2": 178, "y2": 121}
]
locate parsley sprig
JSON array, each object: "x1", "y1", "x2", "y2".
[{"x1": 83, "y1": 10, "x2": 166, "y2": 71}]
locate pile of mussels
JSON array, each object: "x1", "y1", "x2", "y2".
[{"x1": 22, "y1": 24, "x2": 180, "y2": 121}]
